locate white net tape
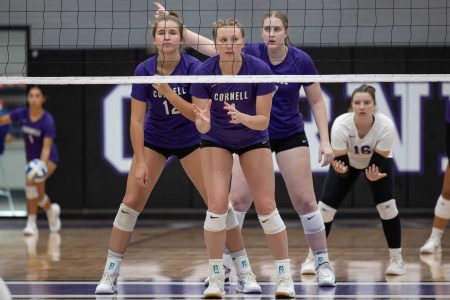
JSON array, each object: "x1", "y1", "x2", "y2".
[{"x1": 1, "y1": 74, "x2": 450, "y2": 85}]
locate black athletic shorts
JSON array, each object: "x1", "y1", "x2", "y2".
[
  {"x1": 270, "y1": 131, "x2": 309, "y2": 153},
  {"x1": 144, "y1": 142, "x2": 199, "y2": 160},
  {"x1": 200, "y1": 139, "x2": 271, "y2": 155}
]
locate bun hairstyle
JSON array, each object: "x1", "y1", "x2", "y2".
[{"x1": 151, "y1": 11, "x2": 184, "y2": 40}]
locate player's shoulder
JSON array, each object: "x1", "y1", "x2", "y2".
[
  {"x1": 333, "y1": 112, "x2": 353, "y2": 127},
  {"x1": 196, "y1": 56, "x2": 219, "y2": 74},
  {"x1": 374, "y1": 113, "x2": 395, "y2": 130},
  {"x1": 242, "y1": 53, "x2": 271, "y2": 74},
  {"x1": 134, "y1": 57, "x2": 156, "y2": 76}
]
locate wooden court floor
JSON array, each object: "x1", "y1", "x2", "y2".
[{"x1": 0, "y1": 218, "x2": 449, "y2": 299}]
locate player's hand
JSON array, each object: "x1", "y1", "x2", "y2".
[
  {"x1": 224, "y1": 102, "x2": 247, "y2": 125},
  {"x1": 318, "y1": 140, "x2": 334, "y2": 167},
  {"x1": 193, "y1": 100, "x2": 211, "y2": 132},
  {"x1": 365, "y1": 164, "x2": 387, "y2": 181},
  {"x1": 153, "y1": 2, "x2": 169, "y2": 18},
  {"x1": 135, "y1": 162, "x2": 149, "y2": 187},
  {"x1": 152, "y1": 83, "x2": 172, "y2": 96},
  {"x1": 332, "y1": 160, "x2": 348, "y2": 174}
]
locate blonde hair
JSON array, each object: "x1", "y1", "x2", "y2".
[{"x1": 212, "y1": 19, "x2": 245, "y2": 42}]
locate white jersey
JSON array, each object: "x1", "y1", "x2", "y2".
[{"x1": 331, "y1": 112, "x2": 395, "y2": 169}]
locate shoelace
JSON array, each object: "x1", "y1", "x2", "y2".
[
  {"x1": 239, "y1": 271, "x2": 257, "y2": 285},
  {"x1": 317, "y1": 264, "x2": 335, "y2": 281},
  {"x1": 389, "y1": 257, "x2": 404, "y2": 266},
  {"x1": 208, "y1": 276, "x2": 224, "y2": 291},
  {"x1": 100, "y1": 272, "x2": 117, "y2": 288},
  {"x1": 276, "y1": 275, "x2": 293, "y2": 289}
]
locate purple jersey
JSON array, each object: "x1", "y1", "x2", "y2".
[
  {"x1": 446, "y1": 99, "x2": 450, "y2": 123},
  {"x1": 190, "y1": 54, "x2": 276, "y2": 148},
  {"x1": 244, "y1": 43, "x2": 318, "y2": 139},
  {"x1": 9, "y1": 107, "x2": 59, "y2": 163},
  {"x1": 131, "y1": 53, "x2": 200, "y2": 148}
]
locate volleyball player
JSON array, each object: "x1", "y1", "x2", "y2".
[
  {"x1": 308, "y1": 84, "x2": 406, "y2": 275},
  {"x1": 0, "y1": 86, "x2": 61, "y2": 236},
  {"x1": 190, "y1": 19, "x2": 295, "y2": 298},
  {"x1": 154, "y1": 3, "x2": 335, "y2": 286},
  {"x1": 95, "y1": 13, "x2": 259, "y2": 294},
  {"x1": 420, "y1": 99, "x2": 450, "y2": 254}
]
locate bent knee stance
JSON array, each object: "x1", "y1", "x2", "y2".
[
  {"x1": 204, "y1": 211, "x2": 228, "y2": 232},
  {"x1": 435, "y1": 195, "x2": 450, "y2": 219},
  {"x1": 225, "y1": 204, "x2": 239, "y2": 230},
  {"x1": 376, "y1": 199, "x2": 398, "y2": 220},
  {"x1": 258, "y1": 209, "x2": 286, "y2": 234},
  {"x1": 38, "y1": 195, "x2": 49, "y2": 208},
  {"x1": 318, "y1": 201, "x2": 337, "y2": 223},
  {"x1": 113, "y1": 203, "x2": 140, "y2": 232}
]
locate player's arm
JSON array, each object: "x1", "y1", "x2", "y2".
[
  {"x1": 192, "y1": 96, "x2": 211, "y2": 134},
  {"x1": 130, "y1": 99, "x2": 147, "y2": 163},
  {"x1": 40, "y1": 137, "x2": 53, "y2": 165},
  {"x1": 152, "y1": 83, "x2": 196, "y2": 122},
  {"x1": 304, "y1": 83, "x2": 333, "y2": 166},
  {"x1": 0, "y1": 115, "x2": 12, "y2": 126},
  {"x1": 153, "y1": 2, "x2": 216, "y2": 57},
  {"x1": 224, "y1": 92, "x2": 272, "y2": 130}
]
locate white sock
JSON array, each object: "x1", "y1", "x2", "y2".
[
  {"x1": 274, "y1": 259, "x2": 292, "y2": 278},
  {"x1": 235, "y1": 211, "x2": 246, "y2": 229},
  {"x1": 209, "y1": 259, "x2": 223, "y2": 278},
  {"x1": 313, "y1": 249, "x2": 329, "y2": 268},
  {"x1": 27, "y1": 215, "x2": 37, "y2": 224},
  {"x1": 104, "y1": 250, "x2": 124, "y2": 274},
  {"x1": 430, "y1": 227, "x2": 444, "y2": 243},
  {"x1": 389, "y1": 248, "x2": 402, "y2": 258},
  {"x1": 233, "y1": 254, "x2": 252, "y2": 276}
]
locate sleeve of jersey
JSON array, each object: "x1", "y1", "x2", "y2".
[
  {"x1": 130, "y1": 63, "x2": 148, "y2": 102},
  {"x1": 43, "y1": 114, "x2": 56, "y2": 139},
  {"x1": 298, "y1": 51, "x2": 318, "y2": 87},
  {"x1": 189, "y1": 64, "x2": 210, "y2": 100},
  {"x1": 8, "y1": 107, "x2": 25, "y2": 122},
  {"x1": 255, "y1": 63, "x2": 276, "y2": 96},
  {"x1": 330, "y1": 119, "x2": 348, "y2": 151},
  {"x1": 375, "y1": 120, "x2": 395, "y2": 152}
]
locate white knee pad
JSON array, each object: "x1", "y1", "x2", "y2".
[
  {"x1": 318, "y1": 201, "x2": 337, "y2": 223},
  {"x1": 204, "y1": 211, "x2": 228, "y2": 232},
  {"x1": 435, "y1": 195, "x2": 450, "y2": 219},
  {"x1": 38, "y1": 195, "x2": 49, "y2": 208},
  {"x1": 258, "y1": 209, "x2": 286, "y2": 234},
  {"x1": 225, "y1": 203, "x2": 239, "y2": 230},
  {"x1": 300, "y1": 209, "x2": 325, "y2": 234},
  {"x1": 25, "y1": 186, "x2": 38, "y2": 199},
  {"x1": 376, "y1": 199, "x2": 398, "y2": 220},
  {"x1": 113, "y1": 203, "x2": 140, "y2": 232}
]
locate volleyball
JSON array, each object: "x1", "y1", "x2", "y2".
[{"x1": 25, "y1": 159, "x2": 48, "y2": 182}]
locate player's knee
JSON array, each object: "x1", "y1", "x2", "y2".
[
  {"x1": 300, "y1": 209, "x2": 325, "y2": 234},
  {"x1": 258, "y1": 209, "x2": 286, "y2": 234},
  {"x1": 296, "y1": 195, "x2": 318, "y2": 214},
  {"x1": 225, "y1": 203, "x2": 239, "y2": 230},
  {"x1": 435, "y1": 195, "x2": 450, "y2": 219},
  {"x1": 25, "y1": 186, "x2": 38, "y2": 200},
  {"x1": 318, "y1": 201, "x2": 337, "y2": 223},
  {"x1": 229, "y1": 193, "x2": 252, "y2": 212},
  {"x1": 38, "y1": 195, "x2": 49, "y2": 208},
  {"x1": 113, "y1": 203, "x2": 140, "y2": 232},
  {"x1": 376, "y1": 199, "x2": 398, "y2": 220},
  {"x1": 204, "y1": 211, "x2": 228, "y2": 232}
]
